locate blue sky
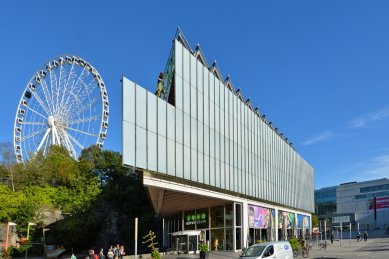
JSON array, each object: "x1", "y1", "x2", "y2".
[{"x1": 1, "y1": 1, "x2": 389, "y2": 189}]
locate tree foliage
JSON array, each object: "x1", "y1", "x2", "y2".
[{"x1": 0, "y1": 143, "x2": 155, "y2": 251}]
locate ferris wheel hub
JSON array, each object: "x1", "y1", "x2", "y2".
[{"x1": 47, "y1": 116, "x2": 55, "y2": 127}]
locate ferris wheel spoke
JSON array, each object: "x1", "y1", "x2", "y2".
[
  {"x1": 67, "y1": 115, "x2": 101, "y2": 125},
  {"x1": 67, "y1": 127, "x2": 98, "y2": 137},
  {"x1": 21, "y1": 128, "x2": 47, "y2": 141},
  {"x1": 59, "y1": 62, "x2": 76, "y2": 114},
  {"x1": 39, "y1": 77, "x2": 54, "y2": 114},
  {"x1": 49, "y1": 69, "x2": 59, "y2": 114},
  {"x1": 29, "y1": 90, "x2": 51, "y2": 116},
  {"x1": 66, "y1": 131, "x2": 85, "y2": 151},
  {"x1": 57, "y1": 61, "x2": 68, "y2": 114},
  {"x1": 63, "y1": 77, "x2": 96, "y2": 117},
  {"x1": 62, "y1": 66, "x2": 89, "y2": 113},
  {"x1": 36, "y1": 128, "x2": 51, "y2": 152},
  {"x1": 56, "y1": 127, "x2": 74, "y2": 157},
  {"x1": 67, "y1": 95, "x2": 100, "y2": 120},
  {"x1": 21, "y1": 121, "x2": 46, "y2": 126},
  {"x1": 25, "y1": 106, "x2": 48, "y2": 120}
]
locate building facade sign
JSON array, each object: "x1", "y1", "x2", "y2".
[
  {"x1": 369, "y1": 196, "x2": 389, "y2": 211},
  {"x1": 185, "y1": 211, "x2": 208, "y2": 226},
  {"x1": 248, "y1": 204, "x2": 275, "y2": 229},
  {"x1": 278, "y1": 210, "x2": 295, "y2": 229}
]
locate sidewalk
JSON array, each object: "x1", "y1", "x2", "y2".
[{"x1": 160, "y1": 237, "x2": 389, "y2": 259}]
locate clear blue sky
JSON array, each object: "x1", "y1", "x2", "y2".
[{"x1": 1, "y1": 1, "x2": 389, "y2": 189}]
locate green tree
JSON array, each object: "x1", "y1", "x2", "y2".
[{"x1": 312, "y1": 214, "x2": 319, "y2": 228}]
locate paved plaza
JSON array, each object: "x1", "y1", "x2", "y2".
[{"x1": 159, "y1": 237, "x2": 389, "y2": 259}]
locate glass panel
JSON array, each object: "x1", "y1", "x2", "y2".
[
  {"x1": 198, "y1": 122, "x2": 203, "y2": 153},
  {"x1": 184, "y1": 113, "x2": 190, "y2": 147},
  {"x1": 215, "y1": 78, "x2": 220, "y2": 105},
  {"x1": 147, "y1": 92, "x2": 157, "y2": 133},
  {"x1": 225, "y1": 204, "x2": 233, "y2": 227},
  {"x1": 197, "y1": 60, "x2": 203, "y2": 93},
  {"x1": 157, "y1": 136, "x2": 166, "y2": 174},
  {"x1": 225, "y1": 228, "x2": 233, "y2": 251},
  {"x1": 184, "y1": 146, "x2": 190, "y2": 180},
  {"x1": 175, "y1": 39, "x2": 182, "y2": 77},
  {"x1": 210, "y1": 129, "x2": 215, "y2": 158},
  {"x1": 183, "y1": 47, "x2": 190, "y2": 82},
  {"x1": 204, "y1": 68, "x2": 209, "y2": 97},
  {"x1": 204, "y1": 154, "x2": 209, "y2": 185},
  {"x1": 136, "y1": 126, "x2": 146, "y2": 168},
  {"x1": 211, "y1": 229, "x2": 224, "y2": 251},
  {"x1": 191, "y1": 149, "x2": 197, "y2": 182},
  {"x1": 211, "y1": 206, "x2": 224, "y2": 228},
  {"x1": 190, "y1": 55, "x2": 196, "y2": 87},
  {"x1": 191, "y1": 118, "x2": 197, "y2": 150},
  {"x1": 147, "y1": 131, "x2": 157, "y2": 171},
  {"x1": 123, "y1": 78, "x2": 135, "y2": 124},
  {"x1": 136, "y1": 85, "x2": 147, "y2": 128},
  {"x1": 210, "y1": 156, "x2": 215, "y2": 186},
  {"x1": 196, "y1": 208, "x2": 209, "y2": 229},
  {"x1": 198, "y1": 92, "x2": 203, "y2": 123},
  {"x1": 122, "y1": 122, "x2": 135, "y2": 166},
  {"x1": 235, "y1": 228, "x2": 242, "y2": 250},
  {"x1": 191, "y1": 86, "x2": 197, "y2": 119},
  {"x1": 176, "y1": 143, "x2": 183, "y2": 178},
  {"x1": 175, "y1": 74, "x2": 183, "y2": 110},
  {"x1": 157, "y1": 98, "x2": 167, "y2": 137},
  {"x1": 204, "y1": 96, "x2": 209, "y2": 126},
  {"x1": 209, "y1": 74, "x2": 215, "y2": 102},
  {"x1": 235, "y1": 203, "x2": 242, "y2": 226},
  {"x1": 167, "y1": 139, "x2": 175, "y2": 176},
  {"x1": 167, "y1": 104, "x2": 175, "y2": 140},
  {"x1": 198, "y1": 152, "x2": 204, "y2": 183},
  {"x1": 210, "y1": 101, "x2": 215, "y2": 129},
  {"x1": 183, "y1": 80, "x2": 190, "y2": 114},
  {"x1": 204, "y1": 126, "x2": 209, "y2": 155},
  {"x1": 176, "y1": 109, "x2": 183, "y2": 144}
]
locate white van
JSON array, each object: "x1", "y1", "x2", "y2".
[{"x1": 240, "y1": 241, "x2": 293, "y2": 259}]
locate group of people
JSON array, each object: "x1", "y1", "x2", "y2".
[
  {"x1": 356, "y1": 231, "x2": 368, "y2": 242},
  {"x1": 83, "y1": 244, "x2": 125, "y2": 259}
]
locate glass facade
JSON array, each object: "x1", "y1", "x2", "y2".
[
  {"x1": 122, "y1": 39, "x2": 314, "y2": 213},
  {"x1": 164, "y1": 203, "x2": 242, "y2": 251}
]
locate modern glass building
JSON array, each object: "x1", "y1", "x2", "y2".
[
  {"x1": 315, "y1": 178, "x2": 389, "y2": 230},
  {"x1": 122, "y1": 30, "x2": 314, "y2": 252}
]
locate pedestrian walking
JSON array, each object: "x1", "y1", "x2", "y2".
[
  {"x1": 119, "y1": 245, "x2": 125, "y2": 259},
  {"x1": 330, "y1": 233, "x2": 334, "y2": 244},
  {"x1": 364, "y1": 231, "x2": 368, "y2": 241},
  {"x1": 357, "y1": 232, "x2": 361, "y2": 242},
  {"x1": 71, "y1": 253, "x2": 77, "y2": 259},
  {"x1": 98, "y1": 248, "x2": 105, "y2": 259},
  {"x1": 107, "y1": 249, "x2": 114, "y2": 259}
]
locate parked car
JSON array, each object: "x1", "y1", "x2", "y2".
[{"x1": 240, "y1": 241, "x2": 293, "y2": 259}]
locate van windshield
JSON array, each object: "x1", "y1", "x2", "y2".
[{"x1": 241, "y1": 245, "x2": 266, "y2": 257}]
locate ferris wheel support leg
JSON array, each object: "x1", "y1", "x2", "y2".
[
  {"x1": 52, "y1": 126, "x2": 61, "y2": 146},
  {"x1": 37, "y1": 128, "x2": 51, "y2": 153}
]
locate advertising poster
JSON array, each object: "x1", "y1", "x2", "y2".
[
  {"x1": 368, "y1": 197, "x2": 389, "y2": 211},
  {"x1": 297, "y1": 214, "x2": 310, "y2": 229},
  {"x1": 248, "y1": 204, "x2": 274, "y2": 229},
  {"x1": 278, "y1": 210, "x2": 295, "y2": 229}
]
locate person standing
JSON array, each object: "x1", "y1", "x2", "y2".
[
  {"x1": 364, "y1": 231, "x2": 368, "y2": 241},
  {"x1": 330, "y1": 233, "x2": 334, "y2": 244},
  {"x1": 119, "y1": 245, "x2": 125, "y2": 259},
  {"x1": 98, "y1": 248, "x2": 105, "y2": 259},
  {"x1": 107, "y1": 249, "x2": 114, "y2": 259},
  {"x1": 71, "y1": 253, "x2": 77, "y2": 259}
]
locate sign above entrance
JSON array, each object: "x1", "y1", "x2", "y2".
[{"x1": 185, "y1": 212, "x2": 207, "y2": 226}]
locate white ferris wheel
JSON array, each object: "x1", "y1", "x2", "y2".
[{"x1": 14, "y1": 55, "x2": 109, "y2": 162}]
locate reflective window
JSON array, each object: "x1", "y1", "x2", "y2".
[
  {"x1": 211, "y1": 206, "x2": 224, "y2": 228},
  {"x1": 136, "y1": 126, "x2": 147, "y2": 168},
  {"x1": 225, "y1": 204, "x2": 233, "y2": 227},
  {"x1": 157, "y1": 136, "x2": 166, "y2": 173},
  {"x1": 136, "y1": 86, "x2": 147, "y2": 128},
  {"x1": 175, "y1": 40, "x2": 183, "y2": 77},
  {"x1": 157, "y1": 98, "x2": 167, "y2": 137},
  {"x1": 167, "y1": 139, "x2": 175, "y2": 176},
  {"x1": 175, "y1": 143, "x2": 183, "y2": 178},
  {"x1": 147, "y1": 131, "x2": 157, "y2": 171},
  {"x1": 147, "y1": 92, "x2": 157, "y2": 133}
]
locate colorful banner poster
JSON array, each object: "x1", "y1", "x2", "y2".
[
  {"x1": 248, "y1": 204, "x2": 274, "y2": 229},
  {"x1": 297, "y1": 214, "x2": 310, "y2": 229},
  {"x1": 368, "y1": 197, "x2": 389, "y2": 211},
  {"x1": 278, "y1": 210, "x2": 295, "y2": 229}
]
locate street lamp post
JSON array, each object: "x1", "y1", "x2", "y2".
[
  {"x1": 5, "y1": 222, "x2": 17, "y2": 252},
  {"x1": 25, "y1": 223, "x2": 37, "y2": 259}
]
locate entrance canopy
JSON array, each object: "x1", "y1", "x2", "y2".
[{"x1": 143, "y1": 171, "x2": 234, "y2": 217}]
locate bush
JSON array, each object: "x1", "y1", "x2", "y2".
[
  {"x1": 151, "y1": 249, "x2": 160, "y2": 259},
  {"x1": 289, "y1": 237, "x2": 301, "y2": 251}
]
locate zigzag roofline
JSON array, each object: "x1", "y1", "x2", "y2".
[{"x1": 173, "y1": 29, "x2": 295, "y2": 149}]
